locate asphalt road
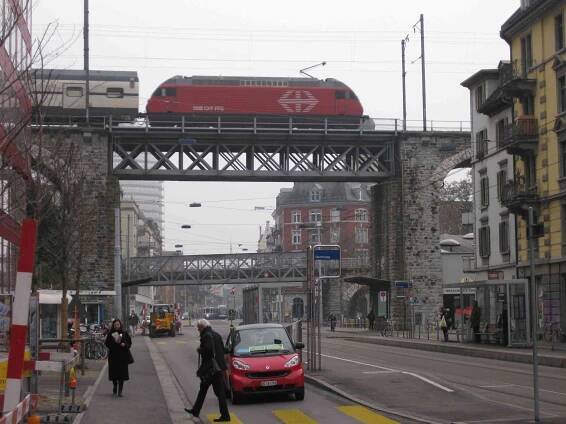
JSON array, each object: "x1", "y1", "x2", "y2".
[
  {"x1": 314, "y1": 332, "x2": 566, "y2": 423},
  {"x1": 149, "y1": 321, "x2": 409, "y2": 424}
]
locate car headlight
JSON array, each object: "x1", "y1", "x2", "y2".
[
  {"x1": 232, "y1": 359, "x2": 250, "y2": 370},
  {"x1": 284, "y1": 355, "x2": 300, "y2": 368}
]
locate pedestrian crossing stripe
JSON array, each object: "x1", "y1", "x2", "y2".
[
  {"x1": 337, "y1": 406, "x2": 400, "y2": 424},
  {"x1": 206, "y1": 413, "x2": 242, "y2": 423},
  {"x1": 156, "y1": 341, "x2": 166, "y2": 345},
  {"x1": 175, "y1": 341, "x2": 187, "y2": 344},
  {"x1": 273, "y1": 408, "x2": 317, "y2": 424}
]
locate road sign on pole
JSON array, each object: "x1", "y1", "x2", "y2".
[
  {"x1": 313, "y1": 245, "x2": 341, "y2": 279},
  {"x1": 394, "y1": 281, "x2": 412, "y2": 289}
]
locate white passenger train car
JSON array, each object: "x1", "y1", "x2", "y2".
[{"x1": 32, "y1": 69, "x2": 139, "y2": 121}]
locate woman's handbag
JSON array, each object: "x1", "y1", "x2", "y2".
[{"x1": 126, "y1": 348, "x2": 134, "y2": 364}]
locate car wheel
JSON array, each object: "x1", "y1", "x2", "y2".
[
  {"x1": 230, "y1": 385, "x2": 242, "y2": 404},
  {"x1": 295, "y1": 388, "x2": 305, "y2": 401}
]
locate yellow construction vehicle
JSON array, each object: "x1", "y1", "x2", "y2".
[{"x1": 149, "y1": 304, "x2": 176, "y2": 337}]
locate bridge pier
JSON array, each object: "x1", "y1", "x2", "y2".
[{"x1": 372, "y1": 133, "x2": 471, "y2": 326}]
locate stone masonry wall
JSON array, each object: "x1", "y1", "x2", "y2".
[{"x1": 372, "y1": 132, "x2": 471, "y2": 324}]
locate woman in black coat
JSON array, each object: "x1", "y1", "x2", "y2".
[{"x1": 105, "y1": 319, "x2": 132, "y2": 397}]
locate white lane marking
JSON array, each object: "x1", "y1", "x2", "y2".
[
  {"x1": 317, "y1": 352, "x2": 454, "y2": 393},
  {"x1": 480, "y1": 383, "x2": 566, "y2": 397},
  {"x1": 401, "y1": 371, "x2": 454, "y2": 393}
]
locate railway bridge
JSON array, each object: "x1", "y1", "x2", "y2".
[{"x1": 34, "y1": 115, "x2": 471, "y2": 320}]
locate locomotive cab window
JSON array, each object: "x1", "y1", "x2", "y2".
[
  {"x1": 335, "y1": 91, "x2": 346, "y2": 99},
  {"x1": 349, "y1": 91, "x2": 358, "y2": 100},
  {"x1": 65, "y1": 86, "x2": 83, "y2": 97},
  {"x1": 153, "y1": 87, "x2": 177, "y2": 97},
  {"x1": 106, "y1": 87, "x2": 124, "y2": 98}
]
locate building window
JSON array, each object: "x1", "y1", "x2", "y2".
[
  {"x1": 556, "y1": 13, "x2": 564, "y2": 51},
  {"x1": 479, "y1": 225, "x2": 491, "y2": 258},
  {"x1": 520, "y1": 33, "x2": 533, "y2": 76},
  {"x1": 354, "y1": 208, "x2": 368, "y2": 222},
  {"x1": 499, "y1": 218, "x2": 510, "y2": 254},
  {"x1": 495, "y1": 118, "x2": 507, "y2": 148},
  {"x1": 355, "y1": 227, "x2": 368, "y2": 244},
  {"x1": 475, "y1": 129, "x2": 488, "y2": 159},
  {"x1": 291, "y1": 210, "x2": 301, "y2": 223},
  {"x1": 497, "y1": 168, "x2": 507, "y2": 201},
  {"x1": 309, "y1": 230, "x2": 320, "y2": 244},
  {"x1": 330, "y1": 228, "x2": 340, "y2": 243},
  {"x1": 292, "y1": 230, "x2": 301, "y2": 245},
  {"x1": 309, "y1": 210, "x2": 322, "y2": 223},
  {"x1": 330, "y1": 208, "x2": 340, "y2": 222},
  {"x1": 475, "y1": 84, "x2": 485, "y2": 111},
  {"x1": 480, "y1": 174, "x2": 489, "y2": 208},
  {"x1": 559, "y1": 75, "x2": 566, "y2": 114},
  {"x1": 310, "y1": 189, "x2": 321, "y2": 202}
]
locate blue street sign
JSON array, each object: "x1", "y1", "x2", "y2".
[
  {"x1": 314, "y1": 249, "x2": 340, "y2": 260},
  {"x1": 394, "y1": 281, "x2": 412, "y2": 289}
]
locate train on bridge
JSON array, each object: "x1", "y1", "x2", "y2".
[{"x1": 32, "y1": 69, "x2": 372, "y2": 128}]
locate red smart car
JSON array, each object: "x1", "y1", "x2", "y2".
[{"x1": 224, "y1": 323, "x2": 305, "y2": 404}]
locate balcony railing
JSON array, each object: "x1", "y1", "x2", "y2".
[
  {"x1": 500, "y1": 116, "x2": 538, "y2": 154},
  {"x1": 501, "y1": 180, "x2": 538, "y2": 214},
  {"x1": 499, "y1": 62, "x2": 536, "y2": 97}
]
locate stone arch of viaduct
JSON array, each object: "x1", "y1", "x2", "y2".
[{"x1": 36, "y1": 130, "x2": 470, "y2": 321}]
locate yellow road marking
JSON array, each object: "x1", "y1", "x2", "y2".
[
  {"x1": 156, "y1": 341, "x2": 166, "y2": 345},
  {"x1": 337, "y1": 406, "x2": 399, "y2": 424},
  {"x1": 206, "y1": 413, "x2": 242, "y2": 423},
  {"x1": 273, "y1": 408, "x2": 318, "y2": 424},
  {"x1": 175, "y1": 340, "x2": 187, "y2": 344}
]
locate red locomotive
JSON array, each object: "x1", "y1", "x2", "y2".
[{"x1": 146, "y1": 75, "x2": 365, "y2": 120}]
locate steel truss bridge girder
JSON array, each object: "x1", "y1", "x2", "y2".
[
  {"x1": 112, "y1": 131, "x2": 396, "y2": 182},
  {"x1": 127, "y1": 252, "x2": 370, "y2": 286}
]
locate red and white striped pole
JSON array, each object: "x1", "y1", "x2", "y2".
[{"x1": 3, "y1": 219, "x2": 37, "y2": 413}]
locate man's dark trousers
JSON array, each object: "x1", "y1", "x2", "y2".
[{"x1": 192, "y1": 372, "x2": 229, "y2": 418}]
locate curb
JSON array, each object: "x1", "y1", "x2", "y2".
[
  {"x1": 145, "y1": 336, "x2": 190, "y2": 424},
  {"x1": 305, "y1": 374, "x2": 443, "y2": 424},
  {"x1": 343, "y1": 336, "x2": 566, "y2": 368},
  {"x1": 72, "y1": 362, "x2": 108, "y2": 424}
]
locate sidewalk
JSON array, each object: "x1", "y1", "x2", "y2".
[
  {"x1": 324, "y1": 327, "x2": 566, "y2": 368},
  {"x1": 77, "y1": 335, "x2": 172, "y2": 424}
]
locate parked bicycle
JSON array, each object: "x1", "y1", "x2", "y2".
[{"x1": 84, "y1": 334, "x2": 108, "y2": 360}]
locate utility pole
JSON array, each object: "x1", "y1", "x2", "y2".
[
  {"x1": 114, "y1": 208, "x2": 122, "y2": 321},
  {"x1": 401, "y1": 39, "x2": 407, "y2": 132},
  {"x1": 419, "y1": 14, "x2": 427, "y2": 131},
  {"x1": 83, "y1": 0, "x2": 90, "y2": 124},
  {"x1": 528, "y1": 206, "x2": 540, "y2": 422}
]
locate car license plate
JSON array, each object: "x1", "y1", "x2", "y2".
[{"x1": 261, "y1": 380, "x2": 277, "y2": 387}]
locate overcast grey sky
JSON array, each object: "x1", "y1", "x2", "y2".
[{"x1": 33, "y1": 0, "x2": 518, "y2": 254}]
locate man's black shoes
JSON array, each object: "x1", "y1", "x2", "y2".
[{"x1": 185, "y1": 408, "x2": 198, "y2": 418}]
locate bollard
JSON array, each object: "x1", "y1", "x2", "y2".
[{"x1": 69, "y1": 367, "x2": 77, "y2": 406}]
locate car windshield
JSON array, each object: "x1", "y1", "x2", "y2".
[{"x1": 232, "y1": 327, "x2": 294, "y2": 357}]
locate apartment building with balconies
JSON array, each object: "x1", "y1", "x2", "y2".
[
  {"x1": 462, "y1": 63, "x2": 517, "y2": 281},
  {"x1": 500, "y1": 0, "x2": 566, "y2": 331}
]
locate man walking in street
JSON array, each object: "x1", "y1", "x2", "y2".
[
  {"x1": 185, "y1": 319, "x2": 230, "y2": 422},
  {"x1": 470, "y1": 301, "x2": 481, "y2": 343},
  {"x1": 127, "y1": 311, "x2": 139, "y2": 338}
]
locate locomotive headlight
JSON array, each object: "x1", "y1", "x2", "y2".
[{"x1": 284, "y1": 355, "x2": 300, "y2": 368}]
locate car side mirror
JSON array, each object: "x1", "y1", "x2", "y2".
[{"x1": 294, "y1": 342, "x2": 304, "y2": 350}]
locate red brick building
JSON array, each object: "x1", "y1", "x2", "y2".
[{"x1": 271, "y1": 183, "x2": 372, "y2": 260}]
